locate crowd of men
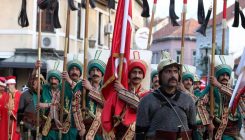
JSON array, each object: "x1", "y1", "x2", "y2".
[{"x1": 0, "y1": 51, "x2": 245, "y2": 140}]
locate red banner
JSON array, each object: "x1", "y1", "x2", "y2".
[{"x1": 101, "y1": 0, "x2": 132, "y2": 132}]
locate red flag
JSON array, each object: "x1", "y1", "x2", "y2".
[
  {"x1": 231, "y1": 86, "x2": 245, "y2": 115},
  {"x1": 101, "y1": 0, "x2": 132, "y2": 132},
  {"x1": 229, "y1": 48, "x2": 245, "y2": 114}
]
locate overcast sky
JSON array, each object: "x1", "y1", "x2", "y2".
[
  {"x1": 148, "y1": 0, "x2": 234, "y2": 19},
  {"x1": 147, "y1": 0, "x2": 245, "y2": 58}
]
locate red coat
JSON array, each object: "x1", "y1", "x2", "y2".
[
  {"x1": 0, "y1": 92, "x2": 8, "y2": 140},
  {"x1": 5, "y1": 90, "x2": 21, "y2": 140},
  {"x1": 123, "y1": 86, "x2": 150, "y2": 126}
]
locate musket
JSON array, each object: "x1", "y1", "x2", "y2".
[
  {"x1": 232, "y1": 0, "x2": 240, "y2": 27},
  {"x1": 141, "y1": 0, "x2": 150, "y2": 18},
  {"x1": 196, "y1": 6, "x2": 212, "y2": 37},
  {"x1": 108, "y1": 5, "x2": 112, "y2": 49},
  {"x1": 59, "y1": 2, "x2": 71, "y2": 139},
  {"x1": 7, "y1": 85, "x2": 15, "y2": 140},
  {"x1": 209, "y1": 0, "x2": 217, "y2": 139},
  {"x1": 240, "y1": 7, "x2": 245, "y2": 29},
  {"x1": 36, "y1": 7, "x2": 42, "y2": 140},
  {"x1": 7, "y1": 101, "x2": 10, "y2": 140},
  {"x1": 18, "y1": 0, "x2": 29, "y2": 27},
  {"x1": 7, "y1": 93, "x2": 14, "y2": 140},
  {"x1": 147, "y1": 0, "x2": 157, "y2": 50},
  {"x1": 82, "y1": 0, "x2": 90, "y2": 118},
  {"x1": 169, "y1": 0, "x2": 180, "y2": 26},
  {"x1": 221, "y1": 0, "x2": 227, "y2": 55},
  {"x1": 180, "y1": 0, "x2": 187, "y2": 66},
  {"x1": 197, "y1": 0, "x2": 205, "y2": 24}
]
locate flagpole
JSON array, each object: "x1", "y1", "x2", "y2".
[
  {"x1": 147, "y1": 0, "x2": 157, "y2": 50},
  {"x1": 118, "y1": 0, "x2": 130, "y2": 81},
  {"x1": 180, "y1": 0, "x2": 187, "y2": 66},
  {"x1": 82, "y1": 0, "x2": 90, "y2": 117},
  {"x1": 108, "y1": 9, "x2": 111, "y2": 49},
  {"x1": 221, "y1": 0, "x2": 227, "y2": 55},
  {"x1": 210, "y1": 0, "x2": 217, "y2": 129},
  {"x1": 36, "y1": 8, "x2": 42, "y2": 140},
  {"x1": 60, "y1": 4, "x2": 71, "y2": 140}
]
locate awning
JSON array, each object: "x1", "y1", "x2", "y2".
[{"x1": 0, "y1": 48, "x2": 63, "y2": 69}]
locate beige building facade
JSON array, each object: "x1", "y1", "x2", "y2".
[{"x1": 0, "y1": 0, "x2": 144, "y2": 89}]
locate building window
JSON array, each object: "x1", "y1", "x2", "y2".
[
  {"x1": 193, "y1": 51, "x2": 196, "y2": 65},
  {"x1": 98, "y1": 12, "x2": 104, "y2": 46},
  {"x1": 176, "y1": 51, "x2": 181, "y2": 63},
  {"x1": 36, "y1": 10, "x2": 54, "y2": 33}
]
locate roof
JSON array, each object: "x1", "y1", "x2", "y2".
[
  {"x1": 0, "y1": 48, "x2": 63, "y2": 68},
  {"x1": 153, "y1": 18, "x2": 199, "y2": 41},
  {"x1": 146, "y1": 17, "x2": 168, "y2": 27},
  {"x1": 208, "y1": 1, "x2": 245, "y2": 26}
]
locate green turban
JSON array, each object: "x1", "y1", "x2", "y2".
[
  {"x1": 215, "y1": 64, "x2": 232, "y2": 78},
  {"x1": 87, "y1": 59, "x2": 106, "y2": 75},
  {"x1": 182, "y1": 72, "x2": 194, "y2": 82},
  {"x1": 151, "y1": 70, "x2": 158, "y2": 82},
  {"x1": 67, "y1": 60, "x2": 83, "y2": 76},
  {"x1": 47, "y1": 69, "x2": 61, "y2": 82}
]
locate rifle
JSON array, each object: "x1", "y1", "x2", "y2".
[
  {"x1": 209, "y1": 0, "x2": 218, "y2": 139},
  {"x1": 147, "y1": 0, "x2": 157, "y2": 50},
  {"x1": 82, "y1": 0, "x2": 90, "y2": 118},
  {"x1": 7, "y1": 87, "x2": 15, "y2": 140},
  {"x1": 36, "y1": 7, "x2": 42, "y2": 139},
  {"x1": 180, "y1": 0, "x2": 187, "y2": 67},
  {"x1": 221, "y1": 0, "x2": 227, "y2": 55}
]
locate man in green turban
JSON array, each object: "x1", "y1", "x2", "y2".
[
  {"x1": 62, "y1": 59, "x2": 85, "y2": 139},
  {"x1": 193, "y1": 74, "x2": 203, "y2": 97},
  {"x1": 82, "y1": 58, "x2": 106, "y2": 140},
  {"x1": 151, "y1": 69, "x2": 159, "y2": 90},
  {"x1": 180, "y1": 64, "x2": 211, "y2": 140},
  {"x1": 201, "y1": 55, "x2": 243, "y2": 140},
  {"x1": 33, "y1": 60, "x2": 62, "y2": 140}
]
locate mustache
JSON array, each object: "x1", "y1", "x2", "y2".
[
  {"x1": 71, "y1": 73, "x2": 79, "y2": 77},
  {"x1": 51, "y1": 83, "x2": 58, "y2": 86},
  {"x1": 92, "y1": 74, "x2": 100, "y2": 78},
  {"x1": 132, "y1": 77, "x2": 142, "y2": 80},
  {"x1": 153, "y1": 80, "x2": 159, "y2": 84},
  {"x1": 168, "y1": 77, "x2": 177, "y2": 83},
  {"x1": 186, "y1": 82, "x2": 192, "y2": 85},
  {"x1": 221, "y1": 79, "x2": 229, "y2": 82}
]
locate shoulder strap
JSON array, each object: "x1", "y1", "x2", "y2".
[{"x1": 149, "y1": 91, "x2": 168, "y2": 122}]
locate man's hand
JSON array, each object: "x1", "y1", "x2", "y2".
[
  {"x1": 62, "y1": 71, "x2": 72, "y2": 83},
  {"x1": 35, "y1": 60, "x2": 42, "y2": 69},
  {"x1": 114, "y1": 80, "x2": 125, "y2": 92},
  {"x1": 82, "y1": 79, "x2": 93, "y2": 91},
  {"x1": 177, "y1": 82, "x2": 187, "y2": 92},
  {"x1": 36, "y1": 103, "x2": 49, "y2": 110},
  {"x1": 6, "y1": 99, "x2": 14, "y2": 111},
  {"x1": 16, "y1": 126, "x2": 20, "y2": 133},
  {"x1": 210, "y1": 76, "x2": 222, "y2": 88}
]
